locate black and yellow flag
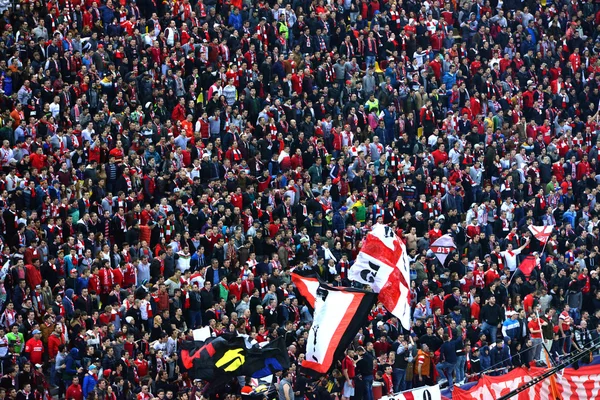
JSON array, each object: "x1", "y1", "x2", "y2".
[{"x1": 180, "y1": 336, "x2": 289, "y2": 385}]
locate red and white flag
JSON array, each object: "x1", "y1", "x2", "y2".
[
  {"x1": 518, "y1": 255, "x2": 538, "y2": 277},
  {"x1": 430, "y1": 234, "x2": 456, "y2": 266},
  {"x1": 528, "y1": 225, "x2": 554, "y2": 244},
  {"x1": 348, "y1": 224, "x2": 412, "y2": 329}
]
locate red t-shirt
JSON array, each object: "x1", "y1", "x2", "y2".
[
  {"x1": 523, "y1": 294, "x2": 535, "y2": 313},
  {"x1": 341, "y1": 355, "x2": 355, "y2": 379},
  {"x1": 560, "y1": 311, "x2": 572, "y2": 332},
  {"x1": 25, "y1": 338, "x2": 44, "y2": 364},
  {"x1": 528, "y1": 319, "x2": 543, "y2": 339}
]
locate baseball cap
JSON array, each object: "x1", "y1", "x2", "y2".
[{"x1": 32, "y1": 329, "x2": 41, "y2": 335}]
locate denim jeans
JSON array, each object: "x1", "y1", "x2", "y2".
[
  {"x1": 50, "y1": 362, "x2": 57, "y2": 386},
  {"x1": 188, "y1": 310, "x2": 203, "y2": 329},
  {"x1": 558, "y1": 332, "x2": 572, "y2": 355},
  {"x1": 436, "y1": 361, "x2": 456, "y2": 389},
  {"x1": 569, "y1": 308, "x2": 581, "y2": 325},
  {"x1": 363, "y1": 375, "x2": 374, "y2": 400},
  {"x1": 392, "y1": 368, "x2": 405, "y2": 393},
  {"x1": 532, "y1": 338, "x2": 543, "y2": 362},
  {"x1": 365, "y1": 56, "x2": 375, "y2": 69},
  {"x1": 481, "y1": 322, "x2": 498, "y2": 342},
  {"x1": 454, "y1": 355, "x2": 466, "y2": 383}
]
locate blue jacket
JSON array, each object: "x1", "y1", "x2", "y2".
[
  {"x1": 99, "y1": 5, "x2": 115, "y2": 24},
  {"x1": 228, "y1": 13, "x2": 243, "y2": 31},
  {"x1": 64, "y1": 349, "x2": 80, "y2": 375},
  {"x1": 2, "y1": 74, "x2": 12, "y2": 96},
  {"x1": 83, "y1": 373, "x2": 98, "y2": 398},
  {"x1": 489, "y1": 344, "x2": 512, "y2": 369},
  {"x1": 563, "y1": 209, "x2": 576, "y2": 227},
  {"x1": 62, "y1": 289, "x2": 75, "y2": 319},
  {"x1": 332, "y1": 212, "x2": 345, "y2": 233},
  {"x1": 520, "y1": 40, "x2": 535, "y2": 55},
  {"x1": 442, "y1": 72, "x2": 457, "y2": 88}
]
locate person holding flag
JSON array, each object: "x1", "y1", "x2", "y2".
[{"x1": 500, "y1": 237, "x2": 530, "y2": 272}]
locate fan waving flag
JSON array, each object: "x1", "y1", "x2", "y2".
[
  {"x1": 430, "y1": 234, "x2": 457, "y2": 266},
  {"x1": 529, "y1": 225, "x2": 554, "y2": 244},
  {"x1": 292, "y1": 273, "x2": 377, "y2": 376},
  {"x1": 348, "y1": 224, "x2": 412, "y2": 329},
  {"x1": 518, "y1": 255, "x2": 538, "y2": 277}
]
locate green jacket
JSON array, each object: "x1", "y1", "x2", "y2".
[{"x1": 353, "y1": 202, "x2": 367, "y2": 222}]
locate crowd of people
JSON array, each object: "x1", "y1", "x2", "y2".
[{"x1": 0, "y1": 0, "x2": 599, "y2": 398}]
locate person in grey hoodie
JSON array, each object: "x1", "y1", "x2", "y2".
[{"x1": 362, "y1": 69, "x2": 376, "y2": 97}]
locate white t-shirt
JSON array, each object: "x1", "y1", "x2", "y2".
[{"x1": 500, "y1": 248, "x2": 522, "y2": 271}]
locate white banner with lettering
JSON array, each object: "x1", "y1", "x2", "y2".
[{"x1": 381, "y1": 384, "x2": 442, "y2": 400}]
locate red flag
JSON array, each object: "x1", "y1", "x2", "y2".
[{"x1": 518, "y1": 255, "x2": 537, "y2": 277}]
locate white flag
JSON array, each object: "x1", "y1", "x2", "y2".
[
  {"x1": 348, "y1": 224, "x2": 412, "y2": 329},
  {"x1": 430, "y1": 234, "x2": 457, "y2": 266},
  {"x1": 380, "y1": 384, "x2": 442, "y2": 400},
  {"x1": 528, "y1": 225, "x2": 554, "y2": 244}
]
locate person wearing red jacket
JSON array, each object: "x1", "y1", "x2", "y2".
[
  {"x1": 291, "y1": 71, "x2": 304, "y2": 95},
  {"x1": 484, "y1": 265, "x2": 500, "y2": 287},
  {"x1": 569, "y1": 48, "x2": 581, "y2": 71},
  {"x1": 98, "y1": 261, "x2": 114, "y2": 297},
  {"x1": 229, "y1": 277, "x2": 242, "y2": 302},
  {"x1": 88, "y1": 266, "x2": 101, "y2": 296},
  {"x1": 25, "y1": 261, "x2": 43, "y2": 290},
  {"x1": 171, "y1": 98, "x2": 187, "y2": 122},
  {"x1": 428, "y1": 222, "x2": 443, "y2": 244},
  {"x1": 466, "y1": 220, "x2": 481, "y2": 239},
  {"x1": 134, "y1": 352, "x2": 149, "y2": 377},
  {"x1": 576, "y1": 154, "x2": 592, "y2": 180},
  {"x1": 47, "y1": 326, "x2": 64, "y2": 361},
  {"x1": 112, "y1": 265, "x2": 124, "y2": 287},
  {"x1": 551, "y1": 158, "x2": 565, "y2": 182},
  {"x1": 431, "y1": 144, "x2": 449, "y2": 166},
  {"x1": 430, "y1": 290, "x2": 444, "y2": 314},
  {"x1": 66, "y1": 376, "x2": 83, "y2": 400}
]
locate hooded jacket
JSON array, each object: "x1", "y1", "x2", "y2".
[{"x1": 62, "y1": 289, "x2": 75, "y2": 319}]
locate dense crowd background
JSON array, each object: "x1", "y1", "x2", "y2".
[{"x1": 0, "y1": 0, "x2": 600, "y2": 398}]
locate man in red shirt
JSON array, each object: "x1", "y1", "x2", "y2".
[
  {"x1": 134, "y1": 352, "x2": 149, "y2": 378},
  {"x1": 47, "y1": 325, "x2": 64, "y2": 363},
  {"x1": 471, "y1": 294, "x2": 481, "y2": 321},
  {"x1": 24, "y1": 329, "x2": 44, "y2": 366},
  {"x1": 559, "y1": 305, "x2": 573, "y2": 355},
  {"x1": 528, "y1": 313, "x2": 546, "y2": 362},
  {"x1": 383, "y1": 366, "x2": 394, "y2": 395},
  {"x1": 523, "y1": 291, "x2": 537, "y2": 314},
  {"x1": 341, "y1": 349, "x2": 356, "y2": 400},
  {"x1": 66, "y1": 375, "x2": 83, "y2": 400},
  {"x1": 431, "y1": 143, "x2": 449, "y2": 166}
]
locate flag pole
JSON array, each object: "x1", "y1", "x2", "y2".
[{"x1": 540, "y1": 238, "x2": 549, "y2": 256}]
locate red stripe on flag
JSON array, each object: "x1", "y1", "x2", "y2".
[
  {"x1": 291, "y1": 274, "x2": 318, "y2": 307},
  {"x1": 360, "y1": 234, "x2": 399, "y2": 268},
  {"x1": 301, "y1": 292, "x2": 366, "y2": 374}
]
